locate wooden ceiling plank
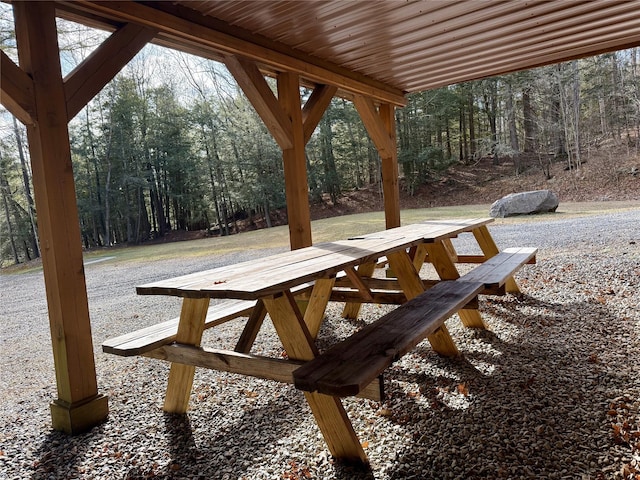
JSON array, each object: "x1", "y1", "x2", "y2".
[
  {"x1": 62, "y1": 1, "x2": 406, "y2": 105},
  {"x1": 302, "y1": 84, "x2": 338, "y2": 144},
  {"x1": 407, "y1": 31, "x2": 640, "y2": 91},
  {"x1": 223, "y1": 54, "x2": 293, "y2": 150},
  {"x1": 0, "y1": 50, "x2": 35, "y2": 125},
  {"x1": 306, "y1": 0, "x2": 537, "y2": 60},
  {"x1": 64, "y1": 22, "x2": 157, "y2": 120},
  {"x1": 402, "y1": 19, "x2": 640, "y2": 87},
  {"x1": 362, "y1": 0, "x2": 633, "y2": 78}
]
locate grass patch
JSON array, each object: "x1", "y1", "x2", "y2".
[{"x1": 2, "y1": 201, "x2": 638, "y2": 272}]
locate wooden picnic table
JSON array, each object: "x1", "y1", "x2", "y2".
[{"x1": 105, "y1": 217, "x2": 536, "y2": 463}]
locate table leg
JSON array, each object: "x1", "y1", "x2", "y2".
[
  {"x1": 472, "y1": 225, "x2": 520, "y2": 293},
  {"x1": 234, "y1": 300, "x2": 268, "y2": 353},
  {"x1": 424, "y1": 242, "x2": 487, "y2": 329},
  {"x1": 342, "y1": 262, "x2": 376, "y2": 319},
  {"x1": 164, "y1": 297, "x2": 210, "y2": 413},
  {"x1": 262, "y1": 291, "x2": 367, "y2": 463},
  {"x1": 304, "y1": 277, "x2": 336, "y2": 339},
  {"x1": 387, "y1": 250, "x2": 459, "y2": 356}
]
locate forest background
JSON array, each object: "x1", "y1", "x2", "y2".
[{"x1": 1, "y1": 9, "x2": 639, "y2": 267}]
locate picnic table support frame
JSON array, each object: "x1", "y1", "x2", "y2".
[
  {"x1": 342, "y1": 262, "x2": 377, "y2": 319},
  {"x1": 423, "y1": 242, "x2": 487, "y2": 329},
  {"x1": 262, "y1": 291, "x2": 367, "y2": 463},
  {"x1": 473, "y1": 225, "x2": 521, "y2": 293},
  {"x1": 164, "y1": 298, "x2": 210, "y2": 413},
  {"x1": 387, "y1": 250, "x2": 459, "y2": 356}
]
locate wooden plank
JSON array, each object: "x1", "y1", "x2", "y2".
[
  {"x1": 458, "y1": 247, "x2": 537, "y2": 288},
  {"x1": 0, "y1": 50, "x2": 35, "y2": 125},
  {"x1": 335, "y1": 276, "x2": 439, "y2": 291},
  {"x1": 293, "y1": 281, "x2": 484, "y2": 397},
  {"x1": 473, "y1": 225, "x2": 519, "y2": 292},
  {"x1": 136, "y1": 235, "x2": 419, "y2": 299},
  {"x1": 379, "y1": 102, "x2": 401, "y2": 229},
  {"x1": 224, "y1": 54, "x2": 293, "y2": 150},
  {"x1": 64, "y1": 23, "x2": 156, "y2": 120},
  {"x1": 145, "y1": 344, "x2": 382, "y2": 402},
  {"x1": 352, "y1": 95, "x2": 394, "y2": 157},
  {"x1": 163, "y1": 297, "x2": 210, "y2": 413},
  {"x1": 343, "y1": 266, "x2": 374, "y2": 302},
  {"x1": 354, "y1": 98, "x2": 400, "y2": 229},
  {"x1": 332, "y1": 289, "x2": 407, "y2": 305},
  {"x1": 103, "y1": 299, "x2": 256, "y2": 356},
  {"x1": 263, "y1": 291, "x2": 367, "y2": 463}
]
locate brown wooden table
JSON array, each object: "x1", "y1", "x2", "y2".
[{"x1": 117, "y1": 217, "x2": 522, "y2": 463}]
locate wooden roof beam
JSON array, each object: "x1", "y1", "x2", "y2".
[
  {"x1": 0, "y1": 50, "x2": 35, "y2": 125},
  {"x1": 56, "y1": 1, "x2": 406, "y2": 106},
  {"x1": 64, "y1": 22, "x2": 157, "y2": 120},
  {"x1": 302, "y1": 84, "x2": 338, "y2": 144},
  {"x1": 223, "y1": 54, "x2": 294, "y2": 151}
]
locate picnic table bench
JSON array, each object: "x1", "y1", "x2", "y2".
[{"x1": 103, "y1": 217, "x2": 536, "y2": 463}]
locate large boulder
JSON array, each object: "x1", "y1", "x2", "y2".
[{"x1": 489, "y1": 190, "x2": 559, "y2": 218}]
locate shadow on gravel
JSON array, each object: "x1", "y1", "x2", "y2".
[
  {"x1": 31, "y1": 427, "x2": 103, "y2": 480},
  {"x1": 375, "y1": 291, "x2": 632, "y2": 479}
]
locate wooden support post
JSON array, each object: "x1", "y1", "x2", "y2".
[
  {"x1": 164, "y1": 297, "x2": 210, "y2": 413},
  {"x1": 263, "y1": 292, "x2": 367, "y2": 463},
  {"x1": 354, "y1": 96, "x2": 400, "y2": 229},
  {"x1": 387, "y1": 251, "x2": 459, "y2": 356},
  {"x1": 278, "y1": 72, "x2": 313, "y2": 249},
  {"x1": 224, "y1": 56, "x2": 338, "y2": 250},
  {"x1": 12, "y1": 2, "x2": 108, "y2": 434}
]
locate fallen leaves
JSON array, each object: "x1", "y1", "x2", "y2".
[{"x1": 457, "y1": 383, "x2": 469, "y2": 396}]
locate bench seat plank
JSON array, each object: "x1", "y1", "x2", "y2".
[
  {"x1": 103, "y1": 299, "x2": 256, "y2": 356},
  {"x1": 458, "y1": 247, "x2": 537, "y2": 288},
  {"x1": 293, "y1": 280, "x2": 485, "y2": 397}
]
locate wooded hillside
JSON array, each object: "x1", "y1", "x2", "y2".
[{"x1": 1, "y1": 15, "x2": 639, "y2": 266}]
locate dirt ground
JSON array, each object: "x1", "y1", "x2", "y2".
[{"x1": 308, "y1": 145, "x2": 640, "y2": 221}]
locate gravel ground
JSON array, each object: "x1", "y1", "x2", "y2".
[{"x1": 1, "y1": 209, "x2": 639, "y2": 480}]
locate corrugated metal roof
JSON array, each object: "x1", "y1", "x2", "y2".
[
  {"x1": 175, "y1": 0, "x2": 640, "y2": 93},
  {"x1": 53, "y1": 0, "x2": 640, "y2": 101}
]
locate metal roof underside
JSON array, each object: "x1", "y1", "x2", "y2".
[{"x1": 56, "y1": 0, "x2": 640, "y2": 100}]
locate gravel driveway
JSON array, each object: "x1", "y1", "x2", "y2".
[{"x1": 1, "y1": 209, "x2": 639, "y2": 479}]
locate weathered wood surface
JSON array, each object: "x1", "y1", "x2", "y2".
[
  {"x1": 145, "y1": 344, "x2": 383, "y2": 401},
  {"x1": 136, "y1": 218, "x2": 494, "y2": 300},
  {"x1": 136, "y1": 236, "x2": 421, "y2": 299},
  {"x1": 293, "y1": 280, "x2": 484, "y2": 397},
  {"x1": 458, "y1": 247, "x2": 537, "y2": 288},
  {"x1": 103, "y1": 299, "x2": 257, "y2": 356}
]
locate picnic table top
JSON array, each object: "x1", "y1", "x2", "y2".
[{"x1": 136, "y1": 217, "x2": 494, "y2": 300}]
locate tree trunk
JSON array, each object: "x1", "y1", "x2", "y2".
[
  {"x1": 506, "y1": 82, "x2": 519, "y2": 152},
  {"x1": 13, "y1": 116, "x2": 39, "y2": 257},
  {"x1": 523, "y1": 87, "x2": 536, "y2": 153},
  {"x1": 0, "y1": 164, "x2": 20, "y2": 264}
]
